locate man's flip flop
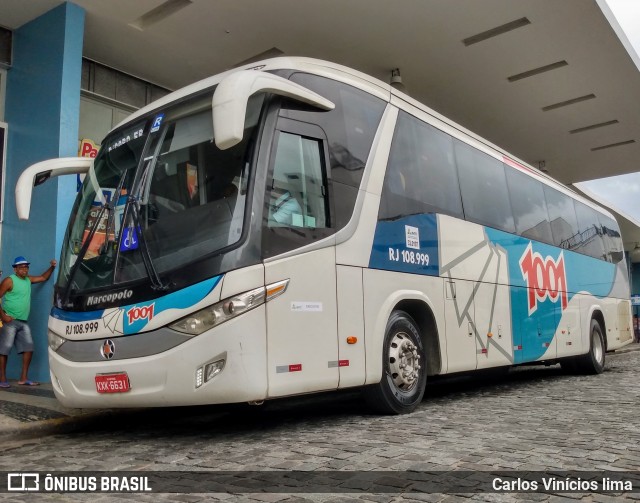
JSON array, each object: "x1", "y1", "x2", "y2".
[
  {"x1": 0, "y1": 382, "x2": 9, "y2": 388},
  {"x1": 18, "y1": 380, "x2": 38, "y2": 386}
]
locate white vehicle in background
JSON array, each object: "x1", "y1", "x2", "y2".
[{"x1": 16, "y1": 57, "x2": 632, "y2": 413}]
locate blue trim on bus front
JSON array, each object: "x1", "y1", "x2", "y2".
[
  {"x1": 51, "y1": 308, "x2": 104, "y2": 322},
  {"x1": 50, "y1": 275, "x2": 223, "y2": 334}
]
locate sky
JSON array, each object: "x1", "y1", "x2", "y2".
[{"x1": 575, "y1": 0, "x2": 640, "y2": 225}]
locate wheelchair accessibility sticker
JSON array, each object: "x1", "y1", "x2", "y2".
[{"x1": 120, "y1": 226, "x2": 139, "y2": 252}]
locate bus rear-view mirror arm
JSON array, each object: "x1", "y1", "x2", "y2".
[
  {"x1": 212, "y1": 70, "x2": 335, "y2": 150},
  {"x1": 16, "y1": 157, "x2": 92, "y2": 220}
]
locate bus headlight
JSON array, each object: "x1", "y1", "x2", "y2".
[
  {"x1": 169, "y1": 280, "x2": 289, "y2": 336},
  {"x1": 170, "y1": 286, "x2": 266, "y2": 335},
  {"x1": 48, "y1": 331, "x2": 67, "y2": 351}
]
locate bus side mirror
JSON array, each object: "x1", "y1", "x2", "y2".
[
  {"x1": 212, "y1": 70, "x2": 335, "y2": 150},
  {"x1": 16, "y1": 157, "x2": 92, "y2": 220}
]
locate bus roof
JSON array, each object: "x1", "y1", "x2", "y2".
[{"x1": 114, "y1": 56, "x2": 615, "y2": 220}]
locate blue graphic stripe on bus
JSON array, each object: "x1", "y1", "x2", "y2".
[
  {"x1": 51, "y1": 307, "x2": 103, "y2": 322},
  {"x1": 49, "y1": 275, "x2": 222, "y2": 334},
  {"x1": 485, "y1": 227, "x2": 616, "y2": 363},
  {"x1": 485, "y1": 228, "x2": 616, "y2": 297},
  {"x1": 369, "y1": 214, "x2": 439, "y2": 276},
  {"x1": 123, "y1": 275, "x2": 222, "y2": 334}
]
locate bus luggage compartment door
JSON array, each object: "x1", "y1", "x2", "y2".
[{"x1": 444, "y1": 279, "x2": 477, "y2": 373}]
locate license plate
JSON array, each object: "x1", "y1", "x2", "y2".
[{"x1": 95, "y1": 373, "x2": 130, "y2": 393}]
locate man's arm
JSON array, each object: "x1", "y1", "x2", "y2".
[
  {"x1": 0, "y1": 277, "x2": 14, "y2": 323},
  {"x1": 28, "y1": 259, "x2": 57, "y2": 284}
]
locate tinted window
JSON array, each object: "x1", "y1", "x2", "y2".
[
  {"x1": 574, "y1": 201, "x2": 606, "y2": 260},
  {"x1": 267, "y1": 132, "x2": 328, "y2": 229},
  {"x1": 505, "y1": 168, "x2": 553, "y2": 244},
  {"x1": 282, "y1": 73, "x2": 386, "y2": 230},
  {"x1": 455, "y1": 141, "x2": 515, "y2": 233},
  {"x1": 287, "y1": 73, "x2": 385, "y2": 187},
  {"x1": 544, "y1": 186, "x2": 579, "y2": 250},
  {"x1": 599, "y1": 213, "x2": 624, "y2": 263},
  {"x1": 262, "y1": 120, "x2": 333, "y2": 259},
  {"x1": 380, "y1": 112, "x2": 463, "y2": 220}
]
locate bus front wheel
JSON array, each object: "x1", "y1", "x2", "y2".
[{"x1": 364, "y1": 310, "x2": 427, "y2": 414}]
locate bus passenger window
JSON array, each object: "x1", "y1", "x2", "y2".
[{"x1": 267, "y1": 132, "x2": 328, "y2": 229}]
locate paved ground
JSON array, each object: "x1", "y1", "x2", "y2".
[{"x1": 0, "y1": 346, "x2": 638, "y2": 502}]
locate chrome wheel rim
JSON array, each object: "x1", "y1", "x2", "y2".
[
  {"x1": 593, "y1": 331, "x2": 604, "y2": 365},
  {"x1": 388, "y1": 331, "x2": 421, "y2": 392}
]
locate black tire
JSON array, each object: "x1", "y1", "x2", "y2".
[
  {"x1": 563, "y1": 319, "x2": 605, "y2": 375},
  {"x1": 560, "y1": 358, "x2": 577, "y2": 373},
  {"x1": 364, "y1": 310, "x2": 427, "y2": 414}
]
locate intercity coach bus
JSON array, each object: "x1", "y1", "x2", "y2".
[{"x1": 16, "y1": 57, "x2": 632, "y2": 413}]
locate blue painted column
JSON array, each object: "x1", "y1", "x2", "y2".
[{"x1": 3, "y1": 3, "x2": 85, "y2": 383}]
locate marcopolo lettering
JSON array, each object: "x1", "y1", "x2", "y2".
[{"x1": 86, "y1": 290, "x2": 134, "y2": 306}]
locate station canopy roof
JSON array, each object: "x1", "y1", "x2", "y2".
[{"x1": 4, "y1": 0, "x2": 640, "y2": 247}]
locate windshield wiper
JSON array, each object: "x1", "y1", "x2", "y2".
[
  {"x1": 99, "y1": 166, "x2": 129, "y2": 257},
  {"x1": 62, "y1": 168, "x2": 131, "y2": 306},
  {"x1": 61, "y1": 202, "x2": 108, "y2": 306},
  {"x1": 124, "y1": 195, "x2": 169, "y2": 291}
]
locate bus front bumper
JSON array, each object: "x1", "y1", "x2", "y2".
[{"x1": 48, "y1": 307, "x2": 268, "y2": 408}]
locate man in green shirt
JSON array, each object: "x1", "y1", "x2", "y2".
[{"x1": 0, "y1": 256, "x2": 56, "y2": 387}]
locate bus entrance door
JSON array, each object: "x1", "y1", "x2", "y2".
[{"x1": 264, "y1": 247, "x2": 339, "y2": 398}]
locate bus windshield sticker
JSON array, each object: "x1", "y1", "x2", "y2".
[
  {"x1": 150, "y1": 113, "x2": 164, "y2": 133},
  {"x1": 120, "y1": 226, "x2": 140, "y2": 252},
  {"x1": 107, "y1": 127, "x2": 144, "y2": 152},
  {"x1": 405, "y1": 225, "x2": 420, "y2": 249}
]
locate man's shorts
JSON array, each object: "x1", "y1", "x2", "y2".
[{"x1": 0, "y1": 320, "x2": 33, "y2": 355}]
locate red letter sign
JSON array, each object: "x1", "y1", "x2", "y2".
[{"x1": 519, "y1": 243, "x2": 568, "y2": 315}]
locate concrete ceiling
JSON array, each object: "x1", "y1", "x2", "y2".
[{"x1": 3, "y1": 0, "x2": 640, "y2": 247}]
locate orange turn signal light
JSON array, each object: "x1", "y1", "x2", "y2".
[{"x1": 346, "y1": 336, "x2": 358, "y2": 344}]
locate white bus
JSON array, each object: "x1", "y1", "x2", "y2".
[{"x1": 17, "y1": 57, "x2": 633, "y2": 414}]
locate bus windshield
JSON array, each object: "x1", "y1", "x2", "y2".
[{"x1": 58, "y1": 93, "x2": 264, "y2": 294}]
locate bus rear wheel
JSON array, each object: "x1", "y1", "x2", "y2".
[{"x1": 364, "y1": 310, "x2": 427, "y2": 414}]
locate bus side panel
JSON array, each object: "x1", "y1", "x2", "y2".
[
  {"x1": 336, "y1": 265, "x2": 366, "y2": 388},
  {"x1": 600, "y1": 297, "x2": 633, "y2": 349},
  {"x1": 220, "y1": 263, "x2": 265, "y2": 299},
  {"x1": 555, "y1": 299, "x2": 583, "y2": 358},
  {"x1": 362, "y1": 268, "x2": 447, "y2": 384},
  {"x1": 615, "y1": 299, "x2": 634, "y2": 348},
  {"x1": 484, "y1": 227, "x2": 620, "y2": 362},
  {"x1": 474, "y1": 280, "x2": 514, "y2": 369},
  {"x1": 607, "y1": 260, "x2": 633, "y2": 349},
  {"x1": 439, "y1": 215, "x2": 514, "y2": 370},
  {"x1": 264, "y1": 247, "x2": 339, "y2": 398}
]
